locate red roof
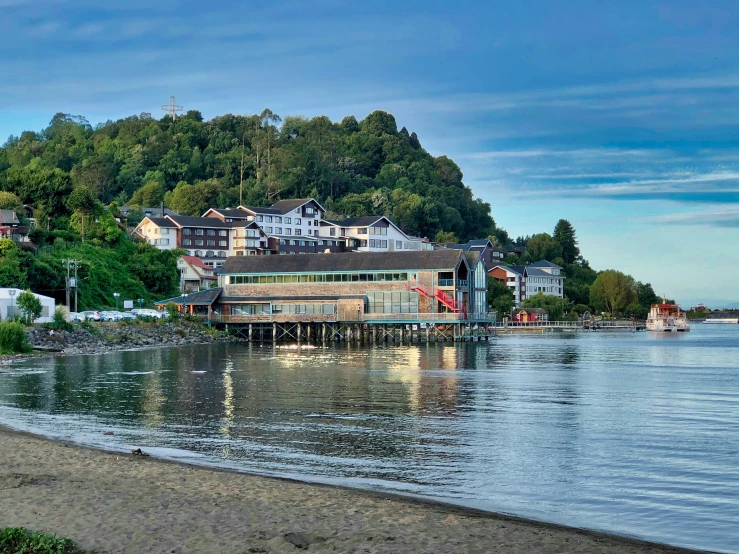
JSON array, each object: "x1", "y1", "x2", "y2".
[{"x1": 182, "y1": 255, "x2": 212, "y2": 270}]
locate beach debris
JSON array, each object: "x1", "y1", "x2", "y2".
[{"x1": 131, "y1": 448, "x2": 150, "y2": 457}]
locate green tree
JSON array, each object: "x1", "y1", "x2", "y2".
[
  {"x1": 0, "y1": 239, "x2": 28, "y2": 288},
  {"x1": 487, "y1": 276, "x2": 514, "y2": 317},
  {"x1": 589, "y1": 270, "x2": 637, "y2": 316},
  {"x1": 434, "y1": 230, "x2": 459, "y2": 244},
  {"x1": 553, "y1": 219, "x2": 580, "y2": 264},
  {"x1": 0, "y1": 191, "x2": 21, "y2": 210},
  {"x1": 128, "y1": 181, "x2": 165, "y2": 208},
  {"x1": 16, "y1": 289, "x2": 43, "y2": 324},
  {"x1": 67, "y1": 185, "x2": 101, "y2": 241},
  {"x1": 636, "y1": 281, "x2": 660, "y2": 309},
  {"x1": 526, "y1": 233, "x2": 563, "y2": 262},
  {"x1": 521, "y1": 292, "x2": 573, "y2": 321}
]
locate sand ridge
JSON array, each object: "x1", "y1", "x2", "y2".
[{"x1": 0, "y1": 427, "x2": 707, "y2": 554}]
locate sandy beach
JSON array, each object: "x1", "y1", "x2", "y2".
[{"x1": 0, "y1": 426, "x2": 707, "y2": 554}]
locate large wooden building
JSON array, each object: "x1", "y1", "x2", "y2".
[{"x1": 158, "y1": 250, "x2": 491, "y2": 324}]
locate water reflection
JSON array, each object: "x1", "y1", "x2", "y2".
[{"x1": 1, "y1": 328, "x2": 738, "y2": 553}]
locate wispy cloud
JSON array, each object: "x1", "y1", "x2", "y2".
[{"x1": 652, "y1": 207, "x2": 739, "y2": 228}]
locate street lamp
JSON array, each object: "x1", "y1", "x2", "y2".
[
  {"x1": 182, "y1": 293, "x2": 188, "y2": 317},
  {"x1": 8, "y1": 289, "x2": 16, "y2": 319},
  {"x1": 113, "y1": 292, "x2": 120, "y2": 313},
  {"x1": 137, "y1": 298, "x2": 144, "y2": 309}
]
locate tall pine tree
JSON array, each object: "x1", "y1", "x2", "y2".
[{"x1": 553, "y1": 219, "x2": 580, "y2": 264}]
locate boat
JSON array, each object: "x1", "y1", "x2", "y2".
[
  {"x1": 704, "y1": 317, "x2": 739, "y2": 324},
  {"x1": 646, "y1": 302, "x2": 690, "y2": 332}
]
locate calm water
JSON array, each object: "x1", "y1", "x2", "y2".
[{"x1": 1, "y1": 326, "x2": 737, "y2": 552}]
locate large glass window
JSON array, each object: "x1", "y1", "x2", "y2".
[{"x1": 367, "y1": 291, "x2": 418, "y2": 314}]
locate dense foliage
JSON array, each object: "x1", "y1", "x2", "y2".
[
  {"x1": 0, "y1": 321, "x2": 31, "y2": 354},
  {"x1": 0, "y1": 237, "x2": 179, "y2": 310},
  {"x1": 1, "y1": 110, "x2": 505, "y2": 242}
]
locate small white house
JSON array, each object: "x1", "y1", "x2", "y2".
[{"x1": 0, "y1": 288, "x2": 55, "y2": 323}]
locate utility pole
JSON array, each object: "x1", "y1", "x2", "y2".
[
  {"x1": 63, "y1": 259, "x2": 71, "y2": 309},
  {"x1": 74, "y1": 261, "x2": 79, "y2": 312}
]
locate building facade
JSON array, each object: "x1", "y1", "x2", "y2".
[
  {"x1": 489, "y1": 260, "x2": 565, "y2": 306},
  {"x1": 177, "y1": 256, "x2": 218, "y2": 292}
]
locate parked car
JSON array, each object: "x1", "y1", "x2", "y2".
[
  {"x1": 81, "y1": 310, "x2": 102, "y2": 321},
  {"x1": 118, "y1": 311, "x2": 137, "y2": 321},
  {"x1": 131, "y1": 308, "x2": 166, "y2": 319},
  {"x1": 100, "y1": 311, "x2": 120, "y2": 322},
  {"x1": 69, "y1": 312, "x2": 85, "y2": 322}
]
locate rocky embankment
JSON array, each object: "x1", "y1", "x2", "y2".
[{"x1": 24, "y1": 321, "x2": 233, "y2": 357}]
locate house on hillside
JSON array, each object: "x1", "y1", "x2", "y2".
[
  {"x1": 177, "y1": 256, "x2": 218, "y2": 292},
  {"x1": 319, "y1": 215, "x2": 424, "y2": 253},
  {"x1": 444, "y1": 239, "x2": 505, "y2": 269},
  {"x1": 0, "y1": 209, "x2": 29, "y2": 243}
]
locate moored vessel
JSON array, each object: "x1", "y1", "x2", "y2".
[
  {"x1": 704, "y1": 317, "x2": 739, "y2": 324},
  {"x1": 646, "y1": 302, "x2": 690, "y2": 332}
]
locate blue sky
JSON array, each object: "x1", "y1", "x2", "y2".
[{"x1": 2, "y1": 0, "x2": 738, "y2": 306}]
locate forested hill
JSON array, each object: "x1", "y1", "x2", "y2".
[{"x1": 0, "y1": 109, "x2": 505, "y2": 244}]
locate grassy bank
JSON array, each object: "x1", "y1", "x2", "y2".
[{"x1": 0, "y1": 527, "x2": 78, "y2": 554}]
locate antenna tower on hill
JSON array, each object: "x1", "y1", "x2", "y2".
[{"x1": 161, "y1": 96, "x2": 183, "y2": 120}]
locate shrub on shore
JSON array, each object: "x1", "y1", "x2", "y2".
[
  {"x1": 0, "y1": 527, "x2": 78, "y2": 553},
  {"x1": 0, "y1": 320, "x2": 32, "y2": 354}
]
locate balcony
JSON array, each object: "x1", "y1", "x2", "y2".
[{"x1": 457, "y1": 280, "x2": 469, "y2": 288}]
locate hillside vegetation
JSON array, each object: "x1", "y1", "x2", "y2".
[{"x1": 0, "y1": 110, "x2": 505, "y2": 244}]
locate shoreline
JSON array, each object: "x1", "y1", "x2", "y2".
[{"x1": 0, "y1": 424, "x2": 711, "y2": 554}]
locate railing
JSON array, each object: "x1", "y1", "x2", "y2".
[
  {"x1": 361, "y1": 312, "x2": 465, "y2": 322},
  {"x1": 495, "y1": 319, "x2": 645, "y2": 328},
  {"x1": 457, "y1": 280, "x2": 468, "y2": 288},
  {"x1": 438, "y1": 279, "x2": 454, "y2": 287}
]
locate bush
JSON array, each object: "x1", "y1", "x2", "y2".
[
  {"x1": 51, "y1": 307, "x2": 73, "y2": 332},
  {"x1": 0, "y1": 527, "x2": 78, "y2": 553},
  {"x1": 0, "y1": 320, "x2": 31, "y2": 354},
  {"x1": 165, "y1": 302, "x2": 180, "y2": 321}
]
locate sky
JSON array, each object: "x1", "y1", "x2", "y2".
[{"x1": 2, "y1": 0, "x2": 738, "y2": 307}]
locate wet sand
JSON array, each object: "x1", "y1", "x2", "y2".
[{"x1": 0, "y1": 427, "x2": 706, "y2": 554}]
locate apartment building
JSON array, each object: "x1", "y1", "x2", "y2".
[
  {"x1": 489, "y1": 260, "x2": 565, "y2": 305},
  {"x1": 318, "y1": 215, "x2": 424, "y2": 252}
]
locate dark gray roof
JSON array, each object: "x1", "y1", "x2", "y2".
[
  {"x1": 530, "y1": 260, "x2": 562, "y2": 269},
  {"x1": 122, "y1": 206, "x2": 178, "y2": 218},
  {"x1": 241, "y1": 205, "x2": 282, "y2": 215},
  {"x1": 154, "y1": 288, "x2": 223, "y2": 306},
  {"x1": 166, "y1": 215, "x2": 233, "y2": 228},
  {"x1": 339, "y1": 216, "x2": 384, "y2": 227},
  {"x1": 270, "y1": 198, "x2": 322, "y2": 214},
  {"x1": 463, "y1": 251, "x2": 481, "y2": 265},
  {"x1": 0, "y1": 209, "x2": 21, "y2": 224},
  {"x1": 526, "y1": 267, "x2": 565, "y2": 278},
  {"x1": 146, "y1": 217, "x2": 177, "y2": 227},
  {"x1": 489, "y1": 264, "x2": 526, "y2": 275},
  {"x1": 208, "y1": 208, "x2": 252, "y2": 218},
  {"x1": 221, "y1": 250, "x2": 465, "y2": 274}
]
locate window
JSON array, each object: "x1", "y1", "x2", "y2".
[
  {"x1": 369, "y1": 239, "x2": 376, "y2": 248},
  {"x1": 266, "y1": 216, "x2": 273, "y2": 223},
  {"x1": 183, "y1": 239, "x2": 192, "y2": 246},
  {"x1": 206, "y1": 250, "x2": 214, "y2": 257},
  {"x1": 183, "y1": 229, "x2": 191, "y2": 235},
  {"x1": 207, "y1": 229, "x2": 215, "y2": 236},
  {"x1": 161, "y1": 228, "x2": 169, "y2": 235},
  {"x1": 381, "y1": 240, "x2": 387, "y2": 248},
  {"x1": 285, "y1": 217, "x2": 291, "y2": 224},
  {"x1": 318, "y1": 240, "x2": 324, "y2": 245},
  {"x1": 295, "y1": 229, "x2": 301, "y2": 235},
  {"x1": 207, "y1": 240, "x2": 215, "y2": 246},
  {"x1": 266, "y1": 227, "x2": 273, "y2": 233},
  {"x1": 295, "y1": 218, "x2": 301, "y2": 225},
  {"x1": 295, "y1": 208, "x2": 300, "y2": 213},
  {"x1": 305, "y1": 207, "x2": 314, "y2": 215},
  {"x1": 299, "y1": 240, "x2": 306, "y2": 246},
  {"x1": 285, "y1": 228, "x2": 291, "y2": 235},
  {"x1": 195, "y1": 250, "x2": 203, "y2": 256},
  {"x1": 219, "y1": 240, "x2": 227, "y2": 246},
  {"x1": 275, "y1": 227, "x2": 282, "y2": 234},
  {"x1": 275, "y1": 216, "x2": 282, "y2": 223},
  {"x1": 195, "y1": 229, "x2": 204, "y2": 235},
  {"x1": 330, "y1": 228, "x2": 336, "y2": 237},
  {"x1": 256, "y1": 215, "x2": 263, "y2": 222},
  {"x1": 280, "y1": 239, "x2": 286, "y2": 245},
  {"x1": 396, "y1": 240, "x2": 402, "y2": 249},
  {"x1": 195, "y1": 239, "x2": 204, "y2": 246},
  {"x1": 219, "y1": 230, "x2": 227, "y2": 237}
]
